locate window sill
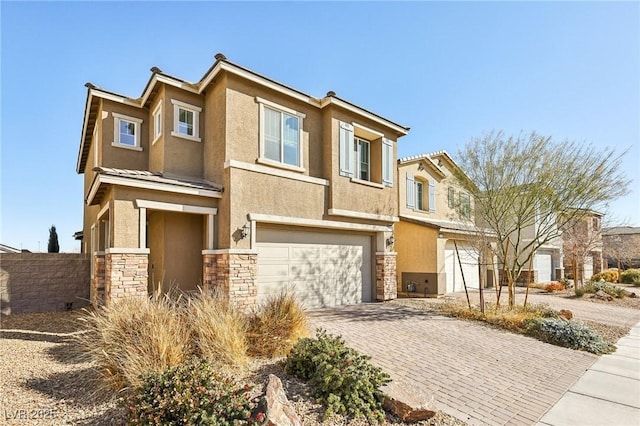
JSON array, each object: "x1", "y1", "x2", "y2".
[
  {"x1": 152, "y1": 134, "x2": 162, "y2": 145},
  {"x1": 409, "y1": 208, "x2": 436, "y2": 214},
  {"x1": 171, "y1": 131, "x2": 201, "y2": 143},
  {"x1": 111, "y1": 142, "x2": 143, "y2": 152},
  {"x1": 351, "y1": 178, "x2": 384, "y2": 189},
  {"x1": 256, "y1": 157, "x2": 305, "y2": 173}
]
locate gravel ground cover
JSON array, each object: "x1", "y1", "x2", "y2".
[{"x1": 1, "y1": 310, "x2": 465, "y2": 426}]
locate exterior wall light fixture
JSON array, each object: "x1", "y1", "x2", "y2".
[
  {"x1": 386, "y1": 235, "x2": 395, "y2": 247},
  {"x1": 241, "y1": 222, "x2": 250, "y2": 239}
]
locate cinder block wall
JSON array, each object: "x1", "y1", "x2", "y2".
[{"x1": 0, "y1": 253, "x2": 90, "y2": 315}]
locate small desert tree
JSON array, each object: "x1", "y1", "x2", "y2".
[
  {"x1": 561, "y1": 211, "x2": 603, "y2": 287},
  {"x1": 48, "y1": 225, "x2": 60, "y2": 253},
  {"x1": 453, "y1": 131, "x2": 629, "y2": 306}
]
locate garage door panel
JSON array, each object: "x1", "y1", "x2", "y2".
[
  {"x1": 534, "y1": 252, "x2": 552, "y2": 282},
  {"x1": 445, "y1": 242, "x2": 480, "y2": 292},
  {"x1": 256, "y1": 229, "x2": 371, "y2": 308}
]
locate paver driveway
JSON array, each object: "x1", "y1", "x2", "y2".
[{"x1": 308, "y1": 303, "x2": 597, "y2": 426}]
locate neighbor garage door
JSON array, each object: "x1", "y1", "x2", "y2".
[
  {"x1": 534, "y1": 252, "x2": 553, "y2": 282},
  {"x1": 256, "y1": 228, "x2": 372, "y2": 308},
  {"x1": 444, "y1": 241, "x2": 480, "y2": 293}
]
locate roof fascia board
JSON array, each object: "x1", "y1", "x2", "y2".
[
  {"x1": 320, "y1": 97, "x2": 409, "y2": 136},
  {"x1": 140, "y1": 74, "x2": 200, "y2": 106},
  {"x1": 76, "y1": 91, "x2": 94, "y2": 173}
]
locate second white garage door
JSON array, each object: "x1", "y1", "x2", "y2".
[
  {"x1": 256, "y1": 228, "x2": 372, "y2": 308},
  {"x1": 444, "y1": 241, "x2": 480, "y2": 293},
  {"x1": 534, "y1": 252, "x2": 553, "y2": 282}
]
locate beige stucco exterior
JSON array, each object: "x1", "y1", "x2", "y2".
[{"x1": 77, "y1": 56, "x2": 408, "y2": 306}]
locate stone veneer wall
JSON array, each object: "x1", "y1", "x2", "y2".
[
  {"x1": 203, "y1": 252, "x2": 257, "y2": 309},
  {"x1": 376, "y1": 252, "x2": 397, "y2": 301},
  {"x1": 91, "y1": 254, "x2": 106, "y2": 307},
  {"x1": 104, "y1": 250, "x2": 149, "y2": 306},
  {"x1": 0, "y1": 253, "x2": 90, "y2": 315}
]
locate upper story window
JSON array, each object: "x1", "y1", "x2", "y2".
[
  {"x1": 152, "y1": 101, "x2": 162, "y2": 143},
  {"x1": 460, "y1": 193, "x2": 471, "y2": 220},
  {"x1": 406, "y1": 173, "x2": 436, "y2": 212},
  {"x1": 257, "y1": 97, "x2": 305, "y2": 171},
  {"x1": 355, "y1": 137, "x2": 370, "y2": 181},
  {"x1": 339, "y1": 121, "x2": 394, "y2": 188},
  {"x1": 171, "y1": 99, "x2": 201, "y2": 142},
  {"x1": 448, "y1": 187, "x2": 455, "y2": 208},
  {"x1": 592, "y1": 217, "x2": 601, "y2": 232},
  {"x1": 112, "y1": 112, "x2": 143, "y2": 151}
]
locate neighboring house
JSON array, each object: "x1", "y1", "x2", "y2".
[
  {"x1": 76, "y1": 54, "x2": 408, "y2": 309},
  {"x1": 0, "y1": 244, "x2": 22, "y2": 254},
  {"x1": 561, "y1": 210, "x2": 603, "y2": 283},
  {"x1": 395, "y1": 151, "x2": 495, "y2": 296},
  {"x1": 603, "y1": 226, "x2": 640, "y2": 269}
]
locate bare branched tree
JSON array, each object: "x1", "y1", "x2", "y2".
[
  {"x1": 453, "y1": 131, "x2": 629, "y2": 306},
  {"x1": 561, "y1": 211, "x2": 603, "y2": 287}
]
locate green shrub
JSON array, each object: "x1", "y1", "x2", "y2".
[
  {"x1": 247, "y1": 290, "x2": 308, "y2": 357},
  {"x1": 591, "y1": 269, "x2": 619, "y2": 283},
  {"x1": 620, "y1": 269, "x2": 640, "y2": 284},
  {"x1": 285, "y1": 329, "x2": 390, "y2": 423},
  {"x1": 126, "y1": 358, "x2": 259, "y2": 426},
  {"x1": 582, "y1": 281, "x2": 626, "y2": 298},
  {"x1": 524, "y1": 318, "x2": 615, "y2": 354},
  {"x1": 574, "y1": 286, "x2": 586, "y2": 297}
]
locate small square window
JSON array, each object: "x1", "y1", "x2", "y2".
[
  {"x1": 112, "y1": 112, "x2": 143, "y2": 150},
  {"x1": 171, "y1": 99, "x2": 201, "y2": 142}
]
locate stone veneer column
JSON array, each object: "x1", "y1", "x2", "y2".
[
  {"x1": 105, "y1": 248, "x2": 149, "y2": 306},
  {"x1": 376, "y1": 252, "x2": 397, "y2": 301},
  {"x1": 91, "y1": 253, "x2": 106, "y2": 307},
  {"x1": 202, "y1": 251, "x2": 257, "y2": 309}
]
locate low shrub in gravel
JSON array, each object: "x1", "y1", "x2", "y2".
[
  {"x1": 620, "y1": 269, "x2": 640, "y2": 285},
  {"x1": 285, "y1": 329, "x2": 391, "y2": 423},
  {"x1": 247, "y1": 290, "x2": 308, "y2": 357},
  {"x1": 186, "y1": 290, "x2": 249, "y2": 369},
  {"x1": 77, "y1": 296, "x2": 190, "y2": 392},
  {"x1": 524, "y1": 318, "x2": 615, "y2": 354},
  {"x1": 126, "y1": 358, "x2": 260, "y2": 426},
  {"x1": 545, "y1": 282, "x2": 566, "y2": 292},
  {"x1": 578, "y1": 281, "x2": 626, "y2": 298},
  {"x1": 590, "y1": 269, "x2": 619, "y2": 283}
]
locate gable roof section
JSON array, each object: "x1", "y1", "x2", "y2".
[
  {"x1": 77, "y1": 54, "x2": 410, "y2": 173},
  {"x1": 398, "y1": 154, "x2": 446, "y2": 178}
]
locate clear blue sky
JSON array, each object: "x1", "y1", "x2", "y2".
[{"x1": 1, "y1": 1, "x2": 638, "y2": 252}]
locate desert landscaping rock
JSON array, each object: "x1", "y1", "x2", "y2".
[{"x1": 262, "y1": 374, "x2": 302, "y2": 426}]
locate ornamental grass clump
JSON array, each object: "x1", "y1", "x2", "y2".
[
  {"x1": 185, "y1": 289, "x2": 249, "y2": 370},
  {"x1": 126, "y1": 358, "x2": 260, "y2": 426},
  {"x1": 285, "y1": 329, "x2": 391, "y2": 423},
  {"x1": 247, "y1": 290, "x2": 309, "y2": 357},
  {"x1": 524, "y1": 317, "x2": 615, "y2": 354},
  {"x1": 620, "y1": 269, "x2": 640, "y2": 285},
  {"x1": 76, "y1": 295, "x2": 190, "y2": 393}
]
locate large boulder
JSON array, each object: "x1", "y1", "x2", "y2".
[
  {"x1": 382, "y1": 382, "x2": 436, "y2": 423},
  {"x1": 261, "y1": 374, "x2": 301, "y2": 426}
]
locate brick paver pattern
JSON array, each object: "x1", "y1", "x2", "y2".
[{"x1": 308, "y1": 303, "x2": 598, "y2": 426}]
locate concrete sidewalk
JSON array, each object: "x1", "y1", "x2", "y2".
[{"x1": 537, "y1": 322, "x2": 640, "y2": 426}]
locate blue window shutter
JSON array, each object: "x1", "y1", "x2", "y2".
[
  {"x1": 406, "y1": 173, "x2": 415, "y2": 208},
  {"x1": 339, "y1": 122, "x2": 355, "y2": 177},
  {"x1": 382, "y1": 138, "x2": 393, "y2": 187},
  {"x1": 429, "y1": 180, "x2": 436, "y2": 212}
]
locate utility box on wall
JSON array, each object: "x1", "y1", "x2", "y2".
[{"x1": 401, "y1": 272, "x2": 440, "y2": 296}]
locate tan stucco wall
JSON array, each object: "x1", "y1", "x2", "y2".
[
  {"x1": 148, "y1": 211, "x2": 165, "y2": 292},
  {"x1": 203, "y1": 74, "x2": 227, "y2": 184},
  {"x1": 100, "y1": 99, "x2": 149, "y2": 172},
  {"x1": 112, "y1": 199, "x2": 139, "y2": 248},
  {"x1": 396, "y1": 220, "x2": 439, "y2": 275},
  {"x1": 148, "y1": 85, "x2": 166, "y2": 173},
  {"x1": 163, "y1": 212, "x2": 204, "y2": 291},
  {"x1": 325, "y1": 107, "x2": 399, "y2": 217}
]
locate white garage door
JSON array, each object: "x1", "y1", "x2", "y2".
[
  {"x1": 444, "y1": 241, "x2": 480, "y2": 293},
  {"x1": 534, "y1": 252, "x2": 553, "y2": 282},
  {"x1": 256, "y1": 228, "x2": 372, "y2": 308}
]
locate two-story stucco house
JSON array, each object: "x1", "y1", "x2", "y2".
[
  {"x1": 76, "y1": 54, "x2": 408, "y2": 309},
  {"x1": 395, "y1": 151, "x2": 496, "y2": 296}
]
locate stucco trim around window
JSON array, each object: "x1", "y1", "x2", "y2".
[
  {"x1": 225, "y1": 159, "x2": 327, "y2": 186},
  {"x1": 112, "y1": 112, "x2": 143, "y2": 151},
  {"x1": 171, "y1": 99, "x2": 202, "y2": 142},
  {"x1": 152, "y1": 100, "x2": 163, "y2": 145}
]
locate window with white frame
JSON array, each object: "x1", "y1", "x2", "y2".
[
  {"x1": 355, "y1": 137, "x2": 370, "y2": 181},
  {"x1": 406, "y1": 174, "x2": 435, "y2": 212},
  {"x1": 152, "y1": 101, "x2": 162, "y2": 143},
  {"x1": 112, "y1": 112, "x2": 143, "y2": 150},
  {"x1": 448, "y1": 187, "x2": 455, "y2": 208},
  {"x1": 257, "y1": 97, "x2": 305, "y2": 169},
  {"x1": 171, "y1": 99, "x2": 201, "y2": 142},
  {"x1": 339, "y1": 121, "x2": 394, "y2": 187}
]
